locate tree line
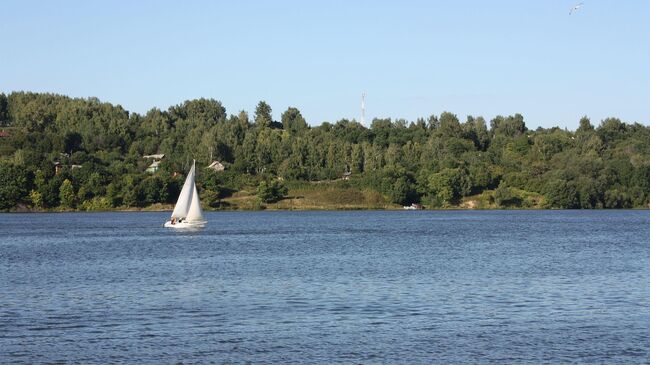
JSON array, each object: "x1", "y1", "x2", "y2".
[{"x1": 1, "y1": 91, "x2": 649, "y2": 210}]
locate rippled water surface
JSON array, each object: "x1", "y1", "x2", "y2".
[{"x1": 1, "y1": 211, "x2": 649, "y2": 364}]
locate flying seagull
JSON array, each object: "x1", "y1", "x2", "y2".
[{"x1": 569, "y1": 2, "x2": 584, "y2": 15}]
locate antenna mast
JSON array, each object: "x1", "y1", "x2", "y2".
[{"x1": 361, "y1": 92, "x2": 366, "y2": 127}]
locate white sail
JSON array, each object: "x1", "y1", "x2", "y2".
[
  {"x1": 165, "y1": 160, "x2": 206, "y2": 228},
  {"x1": 186, "y1": 183, "x2": 205, "y2": 222},
  {"x1": 171, "y1": 161, "x2": 196, "y2": 219}
]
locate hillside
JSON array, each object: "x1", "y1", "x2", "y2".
[{"x1": 1, "y1": 92, "x2": 650, "y2": 211}]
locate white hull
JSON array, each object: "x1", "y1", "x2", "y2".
[{"x1": 163, "y1": 220, "x2": 206, "y2": 229}]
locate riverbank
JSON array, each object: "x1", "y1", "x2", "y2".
[{"x1": 7, "y1": 185, "x2": 555, "y2": 212}]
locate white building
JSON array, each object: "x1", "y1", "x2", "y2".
[{"x1": 206, "y1": 160, "x2": 225, "y2": 172}]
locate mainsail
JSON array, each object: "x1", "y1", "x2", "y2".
[{"x1": 170, "y1": 160, "x2": 205, "y2": 222}]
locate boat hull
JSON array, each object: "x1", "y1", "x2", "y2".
[{"x1": 163, "y1": 220, "x2": 206, "y2": 229}]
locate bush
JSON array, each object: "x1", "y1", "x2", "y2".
[
  {"x1": 544, "y1": 179, "x2": 579, "y2": 209},
  {"x1": 257, "y1": 179, "x2": 288, "y2": 203},
  {"x1": 29, "y1": 190, "x2": 43, "y2": 208},
  {"x1": 0, "y1": 163, "x2": 29, "y2": 209},
  {"x1": 81, "y1": 197, "x2": 112, "y2": 211},
  {"x1": 494, "y1": 182, "x2": 513, "y2": 207},
  {"x1": 604, "y1": 189, "x2": 632, "y2": 208},
  {"x1": 201, "y1": 189, "x2": 221, "y2": 208}
]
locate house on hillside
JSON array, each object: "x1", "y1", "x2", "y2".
[
  {"x1": 53, "y1": 162, "x2": 83, "y2": 174},
  {"x1": 0, "y1": 130, "x2": 10, "y2": 138},
  {"x1": 206, "y1": 160, "x2": 225, "y2": 172},
  {"x1": 143, "y1": 154, "x2": 165, "y2": 173}
]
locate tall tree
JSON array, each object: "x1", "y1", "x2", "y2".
[
  {"x1": 281, "y1": 107, "x2": 308, "y2": 134},
  {"x1": 169, "y1": 98, "x2": 226, "y2": 126},
  {"x1": 438, "y1": 112, "x2": 462, "y2": 138},
  {"x1": 491, "y1": 114, "x2": 527, "y2": 137},
  {"x1": 577, "y1": 116, "x2": 594, "y2": 133},
  {"x1": 0, "y1": 93, "x2": 8, "y2": 125},
  {"x1": 0, "y1": 163, "x2": 29, "y2": 209},
  {"x1": 254, "y1": 101, "x2": 273, "y2": 128},
  {"x1": 59, "y1": 179, "x2": 76, "y2": 208}
]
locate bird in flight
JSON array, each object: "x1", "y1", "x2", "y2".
[{"x1": 569, "y1": 2, "x2": 584, "y2": 15}]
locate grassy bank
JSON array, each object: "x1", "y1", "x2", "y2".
[
  {"x1": 220, "y1": 182, "x2": 397, "y2": 210},
  {"x1": 217, "y1": 180, "x2": 548, "y2": 211}
]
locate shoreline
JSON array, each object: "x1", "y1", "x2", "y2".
[{"x1": 5, "y1": 206, "x2": 650, "y2": 213}]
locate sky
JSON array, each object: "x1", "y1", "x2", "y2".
[{"x1": 2, "y1": 0, "x2": 649, "y2": 130}]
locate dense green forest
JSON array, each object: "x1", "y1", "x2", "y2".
[{"x1": 1, "y1": 91, "x2": 649, "y2": 211}]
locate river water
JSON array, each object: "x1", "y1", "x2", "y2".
[{"x1": 1, "y1": 211, "x2": 649, "y2": 364}]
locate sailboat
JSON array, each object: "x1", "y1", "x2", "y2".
[{"x1": 164, "y1": 160, "x2": 206, "y2": 228}]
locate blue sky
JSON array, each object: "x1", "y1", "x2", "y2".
[{"x1": 2, "y1": 0, "x2": 648, "y2": 129}]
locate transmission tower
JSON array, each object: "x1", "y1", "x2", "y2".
[{"x1": 361, "y1": 92, "x2": 366, "y2": 127}]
